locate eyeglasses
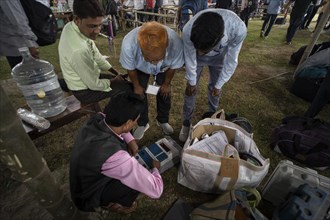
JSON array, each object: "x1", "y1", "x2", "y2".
[{"x1": 142, "y1": 52, "x2": 166, "y2": 64}]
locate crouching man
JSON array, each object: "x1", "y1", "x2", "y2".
[{"x1": 70, "y1": 92, "x2": 163, "y2": 214}]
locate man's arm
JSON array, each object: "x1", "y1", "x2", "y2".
[
  {"x1": 127, "y1": 69, "x2": 145, "y2": 96},
  {"x1": 70, "y1": 49, "x2": 111, "y2": 91},
  {"x1": 101, "y1": 150, "x2": 163, "y2": 198},
  {"x1": 214, "y1": 28, "x2": 247, "y2": 90},
  {"x1": 159, "y1": 68, "x2": 175, "y2": 98}
]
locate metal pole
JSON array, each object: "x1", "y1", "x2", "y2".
[
  {"x1": 0, "y1": 85, "x2": 80, "y2": 219},
  {"x1": 294, "y1": 3, "x2": 330, "y2": 78}
]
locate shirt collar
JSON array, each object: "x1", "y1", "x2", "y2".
[{"x1": 71, "y1": 21, "x2": 91, "y2": 42}]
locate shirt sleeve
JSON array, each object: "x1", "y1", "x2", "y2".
[
  {"x1": 70, "y1": 47, "x2": 111, "y2": 91},
  {"x1": 121, "y1": 132, "x2": 135, "y2": 143},
  {"x1": 182, "y1": 28, "x2": 199, "y2": 86},
  {"x1": 119, "y1": 35, "x2": 137, "y2": 71},
  {"x1": 215, "y1": 28, "x2": 247, "y2": 89},
  {"x1": 92, "y1": 41, "x2": 112, "y2": 71},
  {"x1": 101, "y1": 150, "x2": 163, "y2": 198},
  {"x1": 0, "y1": 0, "x2": 38, "y2": 48}
]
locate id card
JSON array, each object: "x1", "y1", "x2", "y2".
[{"x1": 146, "y1": 84, "x2": 160, "y2": 95}]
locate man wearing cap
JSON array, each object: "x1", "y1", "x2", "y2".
[
  {"x1": 120, "y1": 21, "x2": 184, "y2": 140},
  {"x1": 179, "y1": 9, "x2": 247, "y2": 142}
]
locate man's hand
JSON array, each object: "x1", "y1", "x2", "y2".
[
  {"x1": 110, "y1": 75, "x2": 125, "y2": 82},
  {"x1": 134, "y1": 84, "x2": 145, "y2": 97},
  {"x1": 159, "y1": 83, "x2": 171, "y2": 99},
  {"x1": 152, "y1": 160, "x2": 161, "y2": 170},
  {"x1": 185, "y1": 83, "x2": 197, "y2": 96},
  {"x1": 29, "y1": 47, "x2": 39, "y2": 59},
  {"x1": 127, "y1": 140, "x2": 139, "y2": 156},
  {"x1": 211, "y1": 88, "x2": 221, "y2": 97}
]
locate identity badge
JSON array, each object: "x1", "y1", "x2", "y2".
[{"x1": 146, "y1": 84, "x2": 160, "y2": 95}]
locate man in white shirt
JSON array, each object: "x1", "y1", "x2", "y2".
[{"x1": 179, "y1": 9, "x2": 247, "y2": 142}]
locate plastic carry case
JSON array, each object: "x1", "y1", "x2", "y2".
[{"x1": 261, "y1": 160, "x2": 330, "y2": 220}]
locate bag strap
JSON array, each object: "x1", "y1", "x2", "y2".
[{"x1": 211, "y1": 109, "x2": 226, "y2": 120}]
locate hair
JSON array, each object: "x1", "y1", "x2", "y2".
[
  {"x1": 73, "y1": 0, "x2": 105, "y2": 19},
  {"x1": 103, "y1": 93, "x2": 144, "y2": 127},
  {"x1": 190, "y1": 12, "x2": 225, "y2": 51},
  {"x1": 137, "y1": 22, "x2": 168, "y2": 56}
]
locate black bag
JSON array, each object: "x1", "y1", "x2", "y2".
[
  {"x1": 106, "y1": 0, "x2": 118, "y2": 15},
  {"x1": 270, "y1": 116, "x2": 330, "y2": 169},
  {"x1": 290, "y1": 77, "x2": 324, "y2": 102},
  {"x1": 289, "y1": 41, "x2": 330, "y2": 66},
  {"x1": 20, "y1": 0, "x2": 57, "y2": 46}
]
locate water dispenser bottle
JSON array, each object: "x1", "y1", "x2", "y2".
[{"x1": 11, "y1": 47, "x2": 67, "y2": 118}]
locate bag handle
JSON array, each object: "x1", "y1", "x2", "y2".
[
  {"x1": 223, "y1": 144, "x2": 240, "y2": 158},
  {"x1": 211, "y1": 109, "x2": 226, "y2": 120}
]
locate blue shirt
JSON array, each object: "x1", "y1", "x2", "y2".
[
  {"x1": 182, "y1": 9, "x2": 247, "y2": 89},
  {"x1": 120, "y1": 26, "x2": 184, "y2": 75},
  {"x1": 267, "y1": 0, "x2": 285, "y2": 14}
]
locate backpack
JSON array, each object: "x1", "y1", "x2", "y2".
[
  {"x1": 289, "y1": 41, "x2": 330, "y2": 66},
  {"x1": 20, "y1": 0, "x2": 57, "y2": 46},
  {"x1": 106, "y1": 0, "x2": 118, "y2": 15},
  {"x1": 270, "y1": 116, "x2": 330, "y2": 169}
]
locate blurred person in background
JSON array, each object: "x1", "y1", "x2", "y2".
[{"x1": 0, "y1": 0, "x2": 39, "y2": 69}]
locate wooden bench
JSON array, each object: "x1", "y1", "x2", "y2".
[{"x1": 22, "y1": 95, "x2": 101, "y2": 140}]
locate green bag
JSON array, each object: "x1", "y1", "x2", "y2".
[{"x1": 190, "y1": 188, "x2": 267, "y2": 220}]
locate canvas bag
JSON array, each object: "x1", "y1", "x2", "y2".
[{"x1": 177, "y1": 115, "x2": 270, "y2": 193}]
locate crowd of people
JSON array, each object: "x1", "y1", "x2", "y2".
[{"x1": 0, "y1": 0, "x2": 329, "y2": 215}]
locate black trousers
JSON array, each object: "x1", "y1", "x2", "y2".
[
  {"x1": 305, "y1": 73, "x2": 330, "y2": 118},
  {"x1": 72, "y1": 74, "x2": 133, "y2": 104},
  {"x1": 100, "y1": 179, "x2": 139, "y2": 207},
  {"x1": 136, "y1": 70, "x2": 171, "y2": 126}
]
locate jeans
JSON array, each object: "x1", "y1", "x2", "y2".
[
  {"x1": 136, "y1": 70, "x2": 171, "y2": 126},
  {"x1": 286, "y1": 15, "x2": 304, "y2": 43},
  {"x1": 261, "y1": 14, "x2": 278, "y2": 36},
  {"x1": 182, "y1": 52, "x2": 225, "y2": 126}
]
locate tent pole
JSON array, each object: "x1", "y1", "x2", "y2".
[{"x1": 294, "y1": 3, "x2": 330, "y2": 78}]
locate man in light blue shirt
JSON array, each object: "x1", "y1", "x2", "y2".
[
  {"x1": 260, "y1": 0, "x2": 285, "y2": 38},
  {"x1": 179, "y1": 9, "x2": 247, "y2": 142},
  {"x1": 120, "y1": 21, "x2": 184, "y2": 140}
]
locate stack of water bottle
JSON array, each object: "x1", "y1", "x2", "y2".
[{"x1": 11, "y1": 47, "x2": 67, "y2": 130}]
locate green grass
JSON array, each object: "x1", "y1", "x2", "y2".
[{"x1": 0, "y1": 18, "x2": 329, "y2": 219}]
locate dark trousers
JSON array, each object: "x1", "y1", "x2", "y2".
[
  {"x1": 136, "y1": 70, "x2": 171, "y2": 126},
  {"x1": 301, "y1": 4, "x2": 314, "y2": 29},
  {"x1": 305, "y1": 73, "x2": 330, "y2": 118},
  {"x1": 6, "y1": 56, "x2": 23, "y2": 69},
  {"x1": 304, "y1": 5, "x2": 320, "y2": 28},
  {"x1": 286, "y1": 15, "x2": 304, "y2": 43},
  {"x1": 72, "y1": 74, "x2": 133, "y2": 104},
  {"x1": 240, "y1": 8, "x2": 252, "y2": 27},
  {"x1": 100, "y1": 179, "x2": 139, "y2": 207},
  {"x1": 261, "y1": 14, "x2": 278, "y2": 36}
]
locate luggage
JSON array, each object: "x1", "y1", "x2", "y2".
[
  {"x1": 262, "y1": 160, "x2": 330, "y2": 219},
  {"x1": 177, "y1": 112, "x2": 269, "y2": 193},
  {"x1": 271, "y1": 116, "x2": 330, "y2": 169}
]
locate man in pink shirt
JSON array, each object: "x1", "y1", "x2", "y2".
[{"x1": 70, "y1": 93, "x2": 163, "y2": 214}]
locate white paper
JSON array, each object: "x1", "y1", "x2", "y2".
[{"x1": 146, "y1": 84, "x2": 160, "y2": 95}]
